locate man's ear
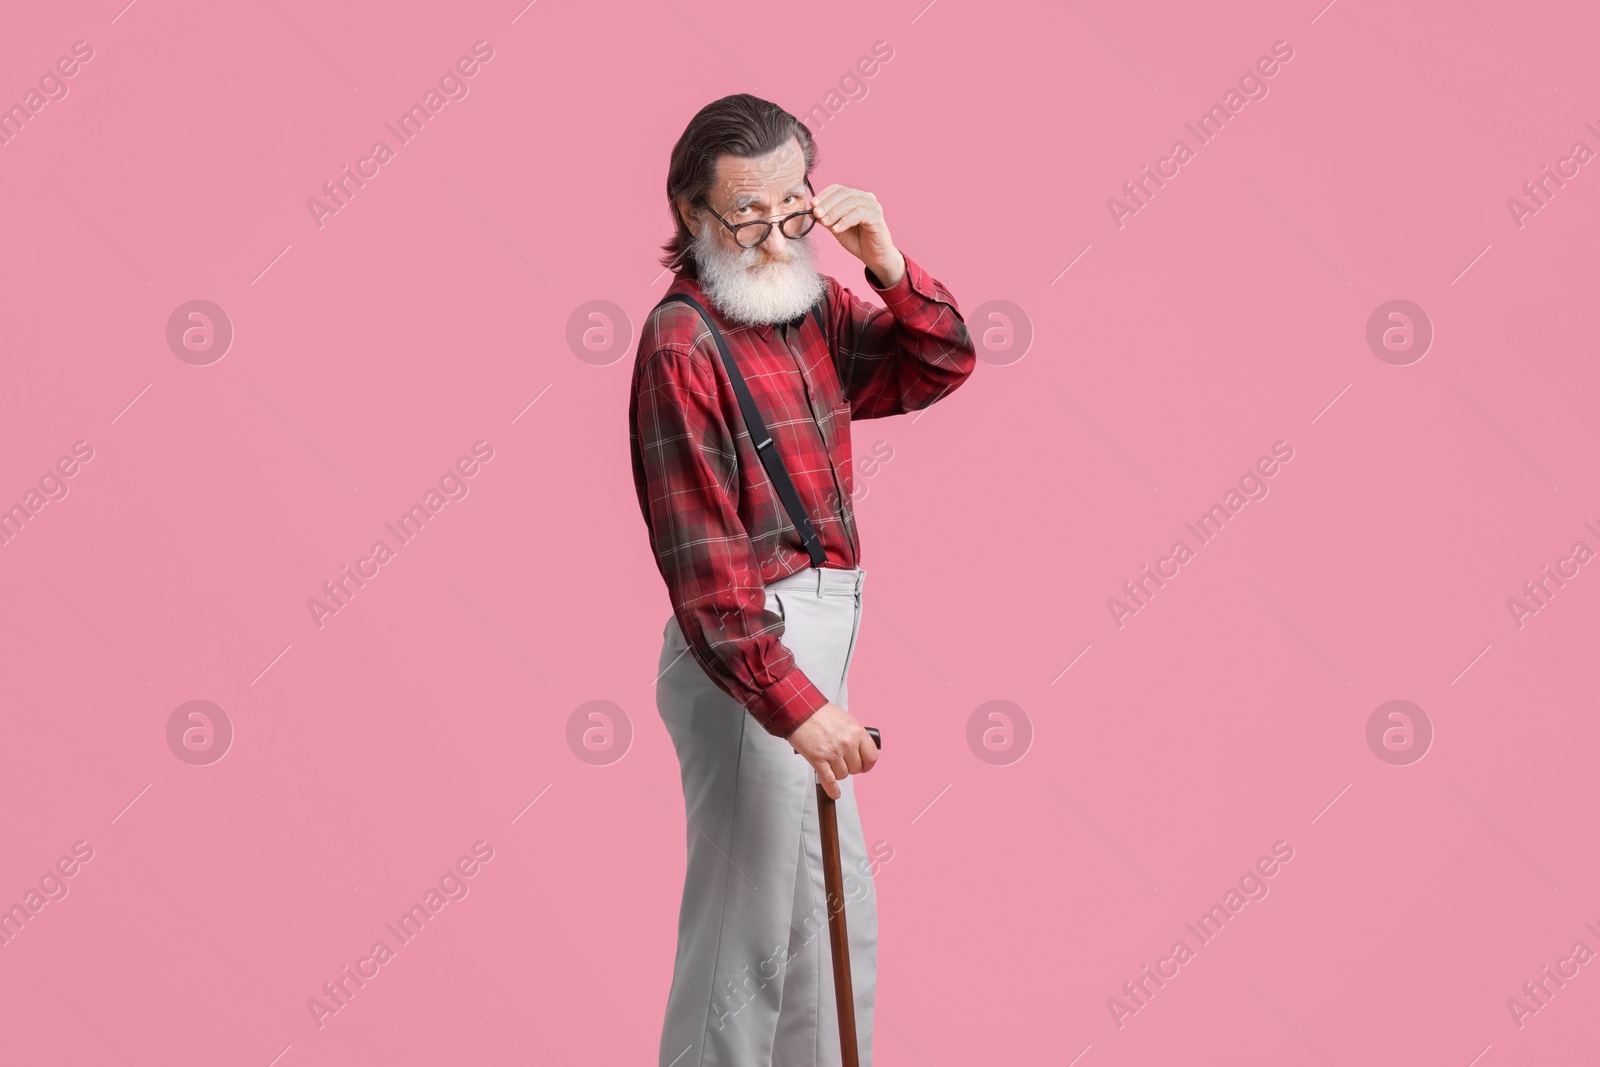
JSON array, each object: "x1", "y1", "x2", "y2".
[{"x1": 675, "y1": 197, "x2": 699, "y2": 235}]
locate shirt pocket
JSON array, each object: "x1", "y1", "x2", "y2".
[{"x1": 818, "y1": 390, "x2": 852, "y2": 455}]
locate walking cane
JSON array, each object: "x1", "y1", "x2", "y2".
[{"x1": 817, "y1": 725, "x2": 880, "y2": 1067}]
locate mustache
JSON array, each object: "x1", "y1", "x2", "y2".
[
  {"x1": 698, "y1": 227, "x2": 810, "y2": 270},
  {"x1": 732, "y1": 238, "x2": 799, "y2": 263}
]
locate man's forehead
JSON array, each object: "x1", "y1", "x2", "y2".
[{"x1": 712, "y1": 138, "x2": 807, "y2": 197}]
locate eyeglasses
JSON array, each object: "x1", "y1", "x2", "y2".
[{"x1": 695, "y1": 178, "x2": 817, "y2": 249}]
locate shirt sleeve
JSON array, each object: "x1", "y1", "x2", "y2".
[
  {"x1": 824, "y1": 254, "x2": 978, "y2": 420},
  {"x1": 633, "y1": 340, "x2": 830, "y2": 738}
]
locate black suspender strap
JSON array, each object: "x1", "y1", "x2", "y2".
[{"x1": 655, "y1": 292, "x2": 828, "y2": 569}]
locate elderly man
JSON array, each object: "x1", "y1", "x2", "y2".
[{"x1": 628, "y1": 93, "x2": 976, "y2": 1067}]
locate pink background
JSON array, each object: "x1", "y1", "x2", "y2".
[{"x1": 2, "y1": 0, "x2": 1598, "y2": 1063}]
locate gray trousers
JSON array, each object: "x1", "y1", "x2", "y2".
[{"x1": 656, "y1": 564, "x2": 877, "y2": 1067}]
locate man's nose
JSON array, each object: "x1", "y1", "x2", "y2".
[{"x1": 763, "y1": 226, "x2": 788, "y2": 256}]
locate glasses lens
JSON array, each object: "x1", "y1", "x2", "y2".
[
  {"x1": 734, "y1": 222, "x2": 771, "y2": 248},
  {"x1": 780, "y1": 212, "x2": 815, "y2": 239}
]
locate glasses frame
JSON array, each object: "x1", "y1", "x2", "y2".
[{"x1": 695, "y1": 177, "x2": 818, "y2": 249}]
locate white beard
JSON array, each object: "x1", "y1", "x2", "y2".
[{"x1": 689, "y1": 220, "x2": 827, "y2": 327}]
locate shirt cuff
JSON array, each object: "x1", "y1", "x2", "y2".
[
  {"x1": 865, "y1": 255, "x2": 932, "y2": 318},
  {"x1": 748, "y1": 666, "x2": 830, "y2": 738}
]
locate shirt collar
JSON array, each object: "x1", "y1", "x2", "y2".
[
  {"x1": 753, "y1": 306, "x2": 812, "y2": 341},
  {"x1": 730, "y1": 311, "x2": 803, "y2": 342}
]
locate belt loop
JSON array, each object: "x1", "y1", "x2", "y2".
[{"x1": 816, "y1": 567, "x2": 823, "y2": 598}]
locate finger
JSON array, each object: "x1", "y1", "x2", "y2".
[
  {"x1": 810, "y1": 185, "x2": 851, "y2": 217},
  {"x1": 811, "y1": 183, "x2": 846, "y2": 205},
  {"x1": 816, "y1": 761, "x2": 842, "y2": 800},
  {"x1": 825, "y1": 205, "x2": 876, "y2": 235},
  {"x1": 830, "y1": 755, "x2": 850, "y2": 783},
  {"x1": 824, "y1": 204, "x2": 872, "y2": 232},
  {"x1": 843, "y1": 743, "x2": 864, "y2": 777},
  {"x1": 815, "y1": 193, "x2": 866, "y2": 227},
  {"x1": 859, "y1": 734, "x2": 878, "y2": 772},
  {"x1": 812, "y1": 189, "x2": 861, "y2": 225}
]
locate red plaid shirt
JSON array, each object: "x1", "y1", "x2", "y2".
[{"x1": 629, "y1": 255, "x2": 976, "y2": 737}]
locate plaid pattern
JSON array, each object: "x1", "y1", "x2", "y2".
[{"x1": 629, "y1": 255, "x2": 976, "y2": 737}]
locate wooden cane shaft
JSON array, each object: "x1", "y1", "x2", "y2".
[{"x1": 817, "y1": 783, "x2": 859, "y2": 1067}]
